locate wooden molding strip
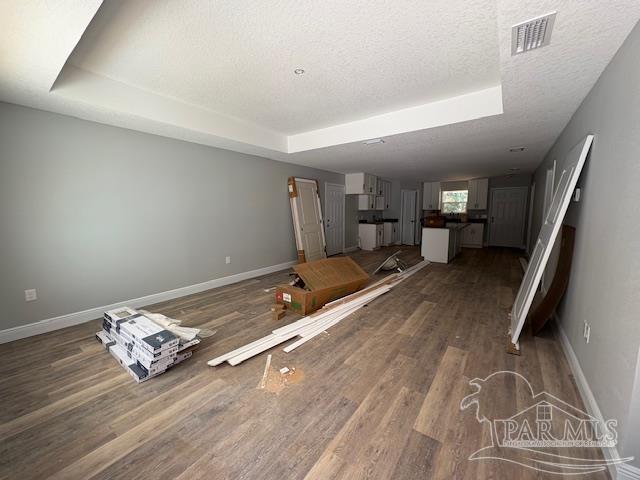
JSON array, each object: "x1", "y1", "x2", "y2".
[{"x1": 208, "y1": 260, "x2": 430, "y2": 366}]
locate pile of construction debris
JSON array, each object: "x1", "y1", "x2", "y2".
[
  {"x1": 96, "y1": 307, "x2": 207, "y2": 383},
  {"x1": 208, "y1": 259, "x2": 428, "y2": 367}
]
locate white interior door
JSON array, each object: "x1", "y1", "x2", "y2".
[
  {"x1": 510, "y1": 135, "x2": 593, "y2": 346},
  {"x1": 488, "y1": 187, "x2": 528, "y2": 248},
  {"x1": 541, "y1": 161, "x2": 557, "y2": 292},
  {"x1": 400, "y1": 190, "x2": 417, "y2": 245},
  {"x1": 291, "y1": 178, "x2": 326, "y2": 262},
  {"x1": 324, "y1": 183, "x2": 345, "y2": 256},
  {"x1": 526, "y1": 182, "x2": 535, "y2": 255}
]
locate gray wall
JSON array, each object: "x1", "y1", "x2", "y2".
[
  {"x1": 0, "y1": 102, "x2": 344, "y2": 330},
  {"x1": 488, "y1": 173, "x2": 531, "y2": 189},
  {"x1": 529, "y1": 22, "x2": 640, "y2": 465}
]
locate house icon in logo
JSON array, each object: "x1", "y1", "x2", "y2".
[{"x1": 460, "y1": 370, "x2": 631, "y2": 475}]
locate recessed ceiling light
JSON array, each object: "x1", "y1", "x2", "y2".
[
  {"x1": 509, "y1": 146, "x2": 526, "y2": 152},
  {"x1": 294, "y1": 68, "x2": 305, "y2": 75},
  {"x1": 364, "y1": 138, "x2": 385, "y2": 145}
]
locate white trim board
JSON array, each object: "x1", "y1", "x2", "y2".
[
  {"x1": 618, "y1": 464, "x2": 640, "y2": 480},
  {"x1": 554, "y1": 316, "x2": 639, "y2": 480},
  {"x1": 0, "y1": 260, "x2": 297, "y2": 345}
]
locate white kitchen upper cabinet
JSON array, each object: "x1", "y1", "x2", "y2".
[
  {"x1": 357, "y1": 194, "x2": 376, "y2": 210},
  {"x1": 422, "y1": 182, "x2": 441, "y2": 210},
  {"x1": 346, "y1": 173, "x2": 378, "y2": 195},
  {"x1": 366, "y1": 174, "x2": 378, "y2": 195},
  {"x1": 346, "y1": 173, "x2": 365, "y2": 194},
  {"x1": 382, "y1": 180, "x2": 392, "y2": 210},
  {"x1": 467, "y1": 178, "x2": 489, "y2": 210},
  {"x1": 375, "y1": 195, "x2": 385, "y2": 210}
]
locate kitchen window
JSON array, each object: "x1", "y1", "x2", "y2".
[{"x1": 441, "y1": 190, "x2": 468, "y2": 213}]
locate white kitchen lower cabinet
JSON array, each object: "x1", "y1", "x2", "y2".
[
  {"x1": 462, "y1": 223, "x2": 484, "y2": 248},
  {"x1": 382, "y1": 221, "x2": 399, "y2": 246},
  {"x1": 359, "y1": 223, "x2": 383, "y2": 251}
]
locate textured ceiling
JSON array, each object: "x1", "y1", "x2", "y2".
[
  {"x1": 68, "y1": 0, "x2": 501, "y2": 135},
  {"x1": 283, "y1": 1, "x2": 640, "y2": 181},
  {"x1": 1, "y1": 1, "x2": 639, "y2": 182}
]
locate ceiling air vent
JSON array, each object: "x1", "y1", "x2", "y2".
[{"x1": 511, "y1": 12, "x2": 557, "y2": 55}]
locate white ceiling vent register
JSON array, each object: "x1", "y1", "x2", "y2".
[{"x1": 511, "y1": 12, "x2": 557, "y2": 55}]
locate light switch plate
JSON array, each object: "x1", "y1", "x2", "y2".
[{"x1": 25, "y1": 289, "x2": 37, "y2": 302}]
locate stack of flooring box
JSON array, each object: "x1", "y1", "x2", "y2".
[{"x1": 96, "y1": 307, "x2": 199, "y2": 383}]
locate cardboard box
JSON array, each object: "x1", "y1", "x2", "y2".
[{"x1": 275, "y1": 257, "x2": 369, "y2": 315}]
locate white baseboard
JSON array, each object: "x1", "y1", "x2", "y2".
[
  {"x1": 343, "y1": 245, "x2": 359, "y2": 253},
  {"x1": 0, "y1": 260, "x2": 297, "y2": 345},
  {"x1": 554, "y1": 315, "x2": 638, "y2": 479}
]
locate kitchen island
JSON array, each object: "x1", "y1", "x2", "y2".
[{"x1": 421, "y1": 224, "x2": 468, "y2": 263}]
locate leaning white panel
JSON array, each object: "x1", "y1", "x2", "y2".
[{"x1": 509, "y1": 135, "x2": 594, "y2": 346}]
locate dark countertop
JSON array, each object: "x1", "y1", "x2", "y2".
[
  {"x1": 358, "y1": 219, "x2": 398, "y2": 224},
  {"x1": 442, "y1": 217, "x2": 487, "y2": 224}
]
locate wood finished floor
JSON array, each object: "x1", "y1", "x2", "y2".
[{"x1": 0, "y1": 247, "x2": 608, "y2": 480}]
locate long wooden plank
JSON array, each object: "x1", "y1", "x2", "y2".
[
  {"x1": 226, "y1": 331, "x2": 300, "y2": 365},
  {"x1": 213, "y1": 287, "x2": 390, "y2": 365},
  {"x1": 208, "y1": 260, "x2": 428, "y2": 367},
  {"x1": 273, "y1": 284, "x2": 392, "y2": 337},
  {"x1": 272, "y1": 306, "x2": 350, "y2": 337},
  {"x1": 225, "y1": 289, "x2": 388, "y2": 364},
  {"x1": 295, "y1": 288, "x2": 390, "y2": 337},
  {"x1": 207, "y1": 334, "x2": 279, "y2": 366},
  {"x1": 283, "y1": 304, "x2": 364, "y2": 353},
  {"x1": 324, "y1": 274, "x2": 399, "y2": 307}
]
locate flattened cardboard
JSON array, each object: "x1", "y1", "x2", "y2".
[
  {"x1": 275, "y1": 257, "x2": 369, "y2": 315},
  {"x1": 293, "y1": 257, "x2": 368, "y2": 290}
]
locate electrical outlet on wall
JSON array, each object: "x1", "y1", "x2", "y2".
[
  {"x1": 24, "y1": 289, "x2": 37, "y2": 302},
  {"x1": 225, "y1": 256, "x2": 231, "y2": 264},
  {"x1": 583, "y1": 321, "x2": 591, "y2": 343}
]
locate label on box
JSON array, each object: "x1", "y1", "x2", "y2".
[{"x1": 283, "y1": 292, "x2": 292, "y2": 303}]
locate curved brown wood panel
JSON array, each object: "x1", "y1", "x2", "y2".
[{"x1": 530, "y1": 224, "x2": 576, "y2": 335}]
